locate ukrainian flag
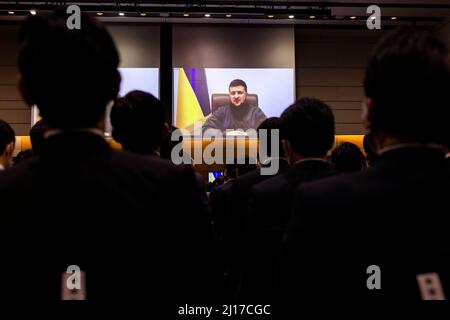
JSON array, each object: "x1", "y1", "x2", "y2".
[{"x1": 176, "y1": 68, "x2": 206, "y2": 129}]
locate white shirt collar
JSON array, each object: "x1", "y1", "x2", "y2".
[
  {"x1": 261, "y1": 157, "x2": 287, "y2": 166},
  {"x1": 377, "y1": 143, "x2": 443, "y2": 156},
  {"x1": 0, "y1": 164, "x2": 4, "y2": 171}
]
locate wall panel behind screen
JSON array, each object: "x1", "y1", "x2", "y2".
[
  {"x1": 0, "y1": 25, "x2": 29, "y2": 135},
  {"x1": 295, "y1": 28, "x2": 386, "y2": 135},
  {"x1": 173, "y1": 24, "x2": 294, "y2": 68}
]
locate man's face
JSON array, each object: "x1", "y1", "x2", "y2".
[{"x1": 229, "y1": 85, "x2": 247, "y2": 107}]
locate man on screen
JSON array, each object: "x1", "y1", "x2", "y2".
[{"x1": 202, "y1": 79, "x2": 267, "y2": 133}]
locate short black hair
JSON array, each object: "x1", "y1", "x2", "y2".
[
  {"x1": 0, "y1": 119, "x2": 15, "y2": 155},
  {"x1": 18, "y1": 8, "x2": 120, "y2": 129},
  {"x1": 229, "y1": 79, "x2": 247, "y2": 92},
  {"x1": 363, "y1": 133, "x2": 378, "y2": 164},
  {"x1": 364, "y1": 26, "x2": 449, "y2": 144},
  {"x1": 257, "y1": 117, "x2": 285, "y2": 158},
  {"x1": 29, "y1": 119, "x2": 45, "y2": 154},
  {"x1": 330, "y1": 142, "x2": 365, "y2": 173},
  {"x1": 280, "y1": 97, "x2": 335, "y2": 157},
  {"x1": 111, "y1": 90, "x2": 166, "y2": 154}
]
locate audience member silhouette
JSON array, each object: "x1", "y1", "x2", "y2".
[
  {"x1": 279, "y1": 27, "x2": 450, "y2": 305},
  {"x1": 363, "y1": 131, "x2": 378, "y2": 167},
  {"x1": 330, "y1": 141, "x2": 365, "y2": 173},
  {"x1": 12, "y1": 149, "x2": 33, "y2": 166},
  {"x1": 111, "y1": 90, "x2": 168, "y2": 156},
  {"x1": 217, "y1": 118, "x2": 288, "y2": 297},
  {"x1": 0, "y1": 119, "x2": 15, "y2": 171},
  {"x1": 242, "y1": 98, "x2": 337, "y2": 299},
  {"x1": 0, "y1": 9, "x2": 215, "y2": 303},
  {"x1": 30, "y1": 119, "x2": 46, "y2": 155},
  {"x1": 13, "y1": 119, "x2": 47, "y2": 166}
]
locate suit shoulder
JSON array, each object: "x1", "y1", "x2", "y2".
[
  {"x1": 233, "y1": 169, "x2": 261, "y2": 189},
  {"x1": 109, "y1": 150, "x2": 193, "y2": 178},
  {"x1": 0, "y1": 158, "x2": 39, "y2": 189},
  {"x1": 252, "y1": 172, "x2": 287, "y2": 196}
]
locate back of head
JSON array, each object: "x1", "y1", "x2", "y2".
[
  {"x1": 160, "y1": 125, "x2": 182, "y2": 160},
  {"x1": 0, "y1": 119, "x2": 15, "y2": 156},
  {"x1": 280, "y1": 97, "x2": 335, "y2": 157},
  {"x1": 257, "y1": 117, "x2": 285, "y2": 158},
  {"x1": 18, "y1": 8, "x2": 120, "y2": 129},
  {"x1": 110, "y1": 90, "x2": 166, "y2": 154},
  {"x1": 29, "y1": 119, "x2": 45, "y2": 154},
  {"x1": 364, "y1": 26, "x2": 449, "y2": 144},
  {"x1": 330, "y1": 142, "x2": 365, "y2": 173},
  {"x1": 363, "y1": 132, "x2": 378, "y2": 164}
]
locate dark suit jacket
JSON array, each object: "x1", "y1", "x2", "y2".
[
  {"x1": 241, "y1": 160, "x2": 336, "y2": 299},
  {"x1": 214, "y1": 160, "x2": 289, "y2": 297},
  {"x1": 279, "y1": 147, "x2": 450, "y2": 304},
  {"x1": 0, "y1": 132, "x2": 216, "y2": 303},
  {"x1": 202, "y1": 104, "x2": 267, "y2": 132},
  {"x1": 225, "y1": 159, "x2": 290, "y2": 242}
]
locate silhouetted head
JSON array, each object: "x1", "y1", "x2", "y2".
[
  {"x1": 29, "y1": 119, "x2": 46, "y2": 154},
  {"x1": 330, "y1": 142, "x2": 365, "y2": 173},
  {"x1": 363, "y1": 26, "x2": 449, "y2": 145},
  {"x1": 280, "y1": 97, "x2": 335, "y2": 158},
  {"x1": 18, "y1": 8, "x2": 120, "y2": 129},
  {"x1": 111, "y1": 90, "x2": 166, "y2": 155}
]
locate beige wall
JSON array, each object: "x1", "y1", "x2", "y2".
[
  {"x1": 173, "y1": 24, "x2": 295, "y2": 68},
  {"x1": 295, "y1": 28, "x2": 386, "y2": 134},
  {"x1": 0, "y1": 25, "x2": 30, "y2": 135}
]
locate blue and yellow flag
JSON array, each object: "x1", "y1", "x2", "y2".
[{"x1": 176, "y1": 68, "x2": 206, "y2": 128}]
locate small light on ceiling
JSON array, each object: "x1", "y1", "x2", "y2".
[
  {"x1": 30, "y1": 9, "x2": 37, "y2": 15},
  {"x1": 8, "y1": 11, "x2": 14, "y2": 15},
  {"x1": 390, "y1": 16, "x2": 397, "y2": 20},
  {"x1": 309, "y1": 15, "x2": 315, "y2": 19},
  {"x1": 118, "y1": 12, "x2": 125, "y2": 16},
  {"x1": 183, "y1": 13, "x2": 189, "y2": 17},
  {"x1": 96, "y1": 12, "x2": 103, "y2": 16},
  {"x1": 267, "y1": 15, "x2": 274, "y2": 18},
  {"x1": 370, "y1": 16, "x2": 376, "y2": 20},
  {"x1": 350, "y1": 16, "x2": 356, "y2": 20},
  {"x1": 205, "y1": 13, "x2": 211, "y2": 17},
  {"x1": 140, "y1": 12, "x2": 147, "y2": 16},
  {"x1": 288, "y1": 15, "x2": 294, "y2": 19},
  {"x1": 226, "y1": 14, "x2": 232, "y2": 18}
]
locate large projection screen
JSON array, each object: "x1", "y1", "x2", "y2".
[{"x1": 172, "y1": 24, "x2": 295, "y2": 131}]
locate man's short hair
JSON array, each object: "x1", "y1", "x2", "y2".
[
  {"x1": 0, "y1": 119, "x2": 15, "y2": 155},
  {"x1": 257, "y1": 117, "x2": 285, "y2": 158},
  {"x1": 280, "y1": 97, "x2": 335, "y2": 157},
  {"x1": 111, "y1": 90, "x2": 166, "y2": 154},
  {"x1": 330, "y1": 142, "x2": 365, "y2": 173},
  {"x1": 29, "y1": 119, "x2": 45, "y2": 154},
  {"x1": 364, "y1": 26, "x2": 449, "y2": 144},
  {"x1": 18, "y1": 8, "x2": 120, "y2": 129},
  {"x1": 229, "y1": 79, "x2": 247, "y2": 92}
]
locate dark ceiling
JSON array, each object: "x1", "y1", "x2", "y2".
[{"x1": 1, "y1": 1, "x2": 449, "y2": 27}]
